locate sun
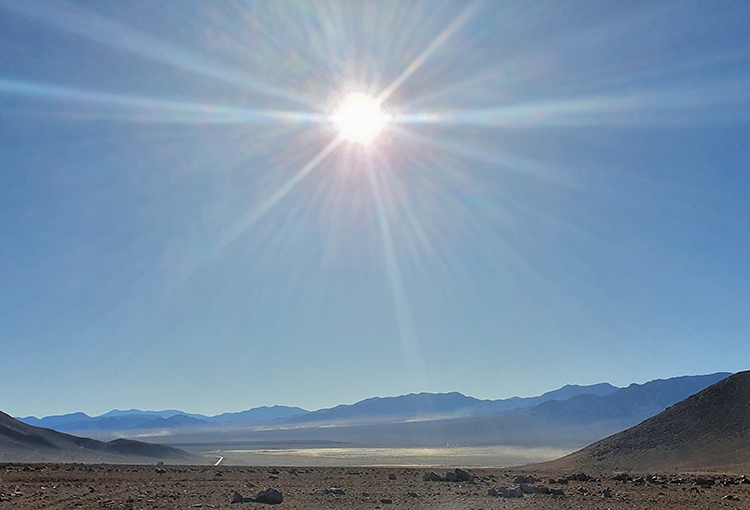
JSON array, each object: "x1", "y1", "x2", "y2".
[{"x1": 334, "y1": 93, "x2": 387, "y2": 144}]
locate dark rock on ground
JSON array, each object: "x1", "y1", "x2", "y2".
[
  {"x1": 255, "y1": 488, "x2": 283, "y2": 505},
  {"x1": 422, "y1": 471, "x2": 442, "y2": 482}
]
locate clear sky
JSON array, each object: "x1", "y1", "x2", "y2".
[{"x1": 2, "y1": 0, "x2": 750, "y2": 419}]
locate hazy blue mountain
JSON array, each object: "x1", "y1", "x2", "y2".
[
  {"x1": 158, "y1": 373, "x2": 732, "y2": 451},
  {"x1": 20, "y1": 411, "x2": 91, "y2": 429},
  {"x1": 529, "y1": 372, "x2": 733, "y2": 426},
  {"x1": 19, "y1": 405, "x2": 309, "y2": 433},
  {"x1": 18, "y1": 374, "x2": 727, "y2": 444},
  {"x1": 282, "y1": 383, "x2": 619, "y2": 425},
  {"x1": 208, "y1": 405, "x2": 309, "y2": 423}
]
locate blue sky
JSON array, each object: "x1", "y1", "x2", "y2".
[{"x1": 2, "y1": 0, "x2": 750, "y2": 418}]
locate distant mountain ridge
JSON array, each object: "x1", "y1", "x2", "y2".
[
  {"x1": 18, "y1": 383, "x2": 617, "y2": 434},
  {"x1": 19, "y1": 405, "x2": 309, "y2": 432},
  {"x1": 152, "y1": 372, "x2": 731, "y2": 451},
  {"x1": 281, "y1": 383, "x2": 619, "y2": 426},
  {"x1": 16, "y1": 373, "x2": 732, "y2": 451}
]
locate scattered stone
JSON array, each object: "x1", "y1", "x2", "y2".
[
  {"x1": 380, "y1": 498, "x2": 392, "y2": 504},
  {"x1": 231, "y1": 491, "x2": 244, "y2": 504},
  {"x1": 514, "y1": 475, "x2": 537, "y2": 484},
  {"x1": 455, "y1": 468, "x2": 472, "y2": 482},
  {"x1": 489, "y1": 486, "x2": 525, "y2": 498},
  {"x1": 324, "y1": 488, "x2": 346, "y2": 495},
  {"x1": 519, "y1": 483, "x2": 535, "y2": 494},
  {"x1": 502, "y1": 487, "x2": 525, "y2": 499},
  {"x1": 422, "y1": 472, "x2": 442, "y2": 482},
  {"x1": 575, "y1": 473, "x2": 590, "y2": 482},
  {"x1": 602, "y1": 488, "x2": 612, "y2": 498},
  {"x1": 388, "y1": 473, "x2": 396, "y2": 480},
  {"x1": 255, "y1": 489, "x2": 283, "y2": 505},
  {"x1": 694, "y1": 477, "x2": 714, "y2": 487},
  {"x1": 723, "y1": 494, "x2": 740, "y2": 501},
  {"x1": 549, "y1": 488, "x2": 565, "y2": 497},
  {"x1": 613, "y1": 473, "x2": 632, "y2": 482},
  {"x1": 155, "y1": 468, "x2": 166, "y2": 474},
  {"x1": 444, "y1": 472, "x2": 458, "y2": 482}
]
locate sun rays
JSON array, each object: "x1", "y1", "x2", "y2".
[{"x1": 3, "y1": 0, "x2": 750, "y2": 396}]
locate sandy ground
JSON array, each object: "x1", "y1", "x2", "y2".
[
  {"x1": 3, "y1": 463, "x2": 750, "y2": 509},
  {"x1": 204, "y1": 446, "x2": 573, "y2": 467}
]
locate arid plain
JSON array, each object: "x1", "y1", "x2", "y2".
[{"x1": 4, "y1": 463, "x2": 750, "y2": 510}]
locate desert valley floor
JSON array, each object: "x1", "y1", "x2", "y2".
[{"x1": 3, "y1": 463, "x2": 750, "y2": 510}]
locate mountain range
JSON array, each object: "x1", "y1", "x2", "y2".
[
  {"x1": 13, "y1": 373, "x2": 729, "y2": 451},
  {"x1": 19, "y1": 405, "x2": 309, "y2": 432}
]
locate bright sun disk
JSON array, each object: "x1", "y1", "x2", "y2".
[{"x1": 334, "y1": 93, "x2": 387, "y2": 144}]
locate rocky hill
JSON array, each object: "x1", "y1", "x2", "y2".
[
  {"x1": 0, "y1": 410, "x2": 194, "y2": 463},
  {"x1": 543, "y1": 370, "x2": 750, "y2": 472}
]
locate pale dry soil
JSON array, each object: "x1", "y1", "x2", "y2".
[{"x1": 2, "y1": 463, "x2": 750, "y2": 509}]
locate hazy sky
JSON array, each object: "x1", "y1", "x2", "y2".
[{"x1": 2, "y1": 0, "x2": 750, "y2": 418}]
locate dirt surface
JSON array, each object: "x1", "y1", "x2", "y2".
[{"x1": 3, "y1": 463, "x2": 750, "y2": 509}]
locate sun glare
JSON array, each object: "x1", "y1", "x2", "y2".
[{"x1": 334, "y1": 93, "x2": 387, "y2": 144}]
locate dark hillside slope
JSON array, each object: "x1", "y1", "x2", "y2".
[
  {"x1": 543, "y1": 370, "x2": 750, "y2": 472},
  {"x1": 0, "y1": 410, "x2": 194, "y2": 463}
]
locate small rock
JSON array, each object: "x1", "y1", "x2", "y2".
[
  {"x1": 519, "y1": 483, "x2": 535, "y2": 494},
  {"x1": 422, "y1": 472, "x2": 442, "y2": 482},
  {"x1": 408, "y1": 492, "x2": 418, "y2": 498},
  {"x1": 444, "y1": 472, "x2": 458, "y2": 483},
  {"x1": 324, "y1": 488, "x2": 346, "y2": 496},
  {"x1": 694, "y1": 477, "x2": 714, "y2": 487},
  {"x1": 613, "y1": 473, "x2": 631, "y2": 482},
  {"x1": 575, "y1": 473, "x2": 590, "y2": 482},
  {"x1": 723, "y1": 494, "x2": 740, "y2": 501},
  {"x1": 602, "y1": 488, "x2": 612, "y2": 498},
  {"x1": 155, "y1": 468, "x2": 166, "y2": 474},
  {"x1": 549, "y1": 488, "x2": 565, "y2": 497},
  {"x1": 380, "y1": 498, "x2": 392, "y2": 504},
  {"x1": 388, "y1": 473, "x2": 396, "y2": 480},
  {"x1": 487, "y1": 488, "x2": 498, "y2": 497},
  {"x1": 503, "y1": 487, "x2": 525, "y2": 498},
  {"x1": 514, "y1": 475, "x2": 537, "y2": 485},
  {"x1": 231, "y1": 491, "x2": 244, "y2": 504},
  {"x1": 455, "y1": 468, "x2": 472, "y2": 482},
  {"x1": 255, "y1": 489, "x2": 283, "y2": 505}
]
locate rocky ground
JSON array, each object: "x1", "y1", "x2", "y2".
[{"x1": 3, "y1": 463, "x2": 750, "y2": 509}]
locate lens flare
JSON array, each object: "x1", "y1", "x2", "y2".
[{"x1": 334, "y1": 93, "x2": 387, "y2": 144}]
